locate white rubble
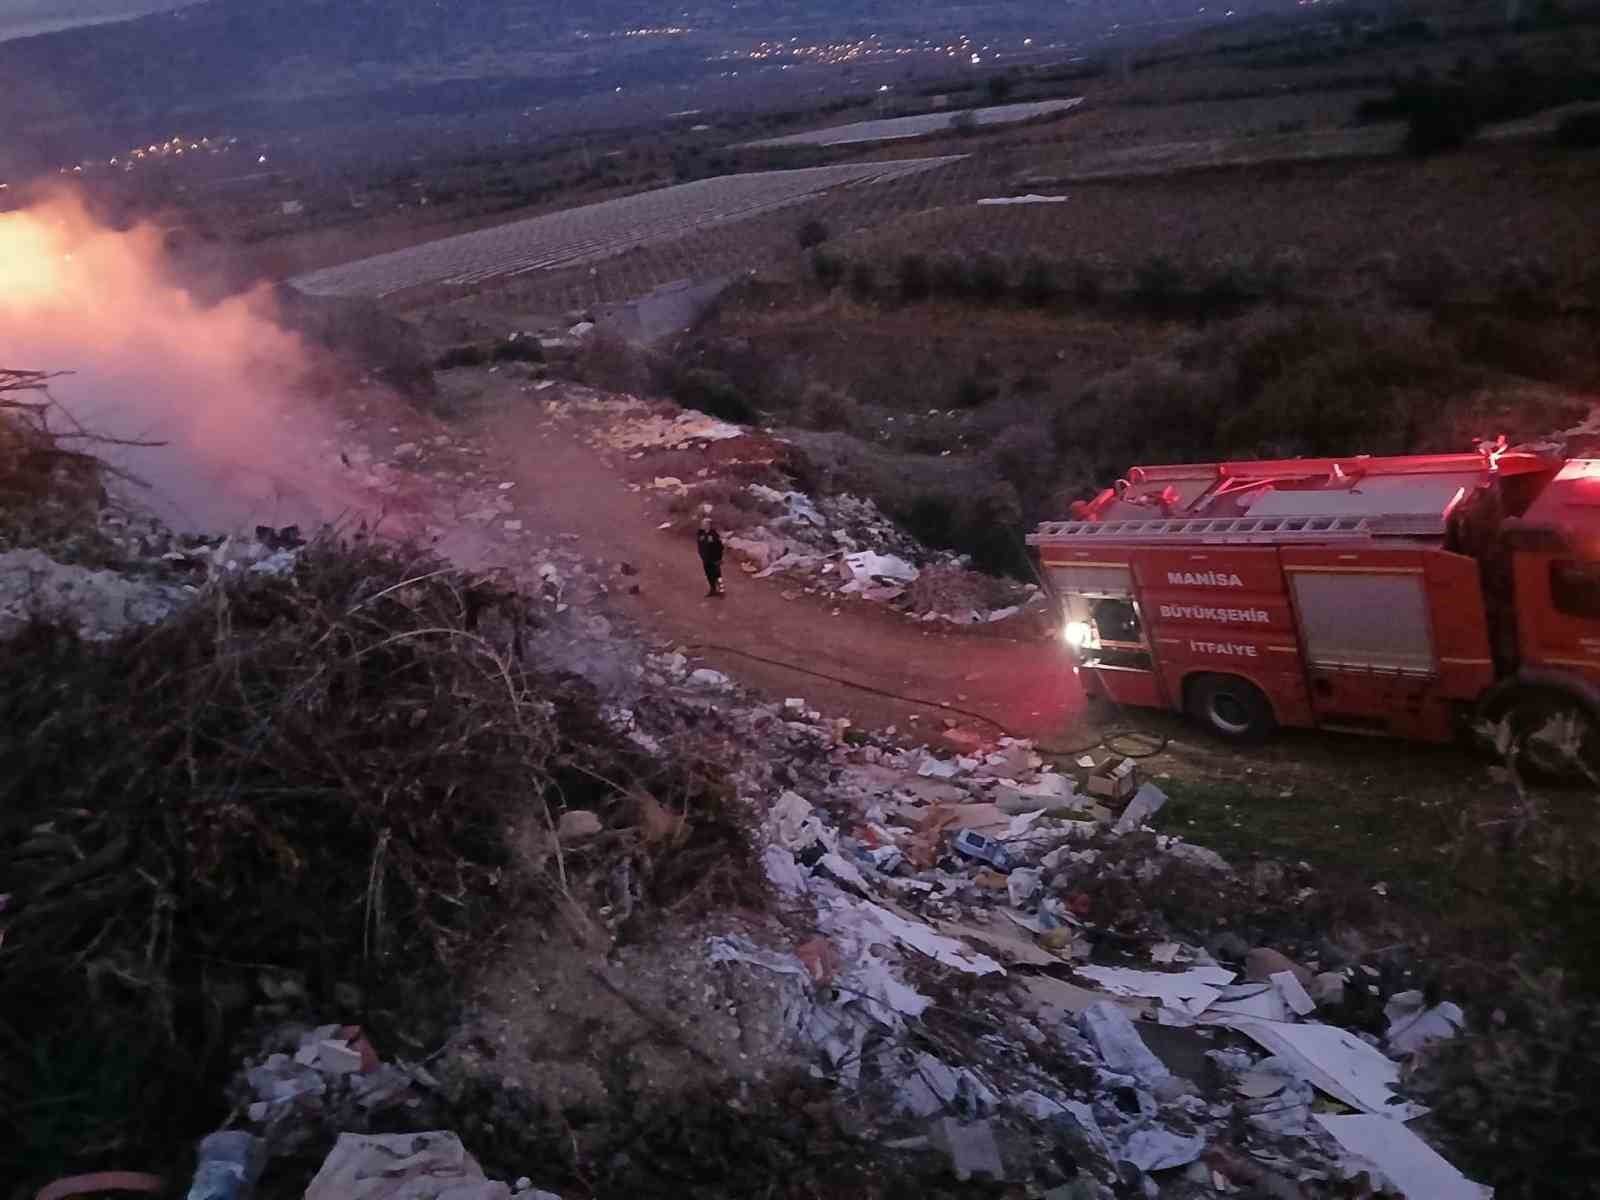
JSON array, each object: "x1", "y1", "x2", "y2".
[{"x1": 0, "y1": 548, "x2": 188, "y2": 641}]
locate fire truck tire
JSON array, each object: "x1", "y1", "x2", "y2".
[
  {"x1": 1187, "y1": 674, "x2": 1276, "y2": 742},
  {"x1": 1500, "y1": 689, "x2": 1599, "y2": 782}
]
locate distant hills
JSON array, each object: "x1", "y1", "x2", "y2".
[{"x1": 0, "y1": 0, "x2": 1247, "y2": 164}]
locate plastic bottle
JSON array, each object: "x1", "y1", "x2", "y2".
[{"x1": 186, "y1": 1131, "x2": 265, "y2": 1200}]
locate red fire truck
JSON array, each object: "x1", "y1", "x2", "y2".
[{"x1": 1027, "y1": 445, "x2": 1600, "y2": 761}]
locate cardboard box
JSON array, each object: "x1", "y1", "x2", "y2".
[{"x1": 1085, "y1": 757, "x2": 1138, "y2": 801}]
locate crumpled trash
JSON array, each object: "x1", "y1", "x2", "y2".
[
  {"x1": 1112, "y1": 783, "x2": 1167, "y2": 835},
  {"x1": 1006, "y1": 868, "x2": 1041, "y2": 909},
  {"x1": 951, "y1": 829, "x2": 1013, "y2": 872},
  {"x1": 770, "y1": 790, "x2": 827, "y2": 852},
  {"x1": 303, "y1": 1132, "x2": 512, "y2": 1200},
  {"x1": 1079, "y1": 1001, "x2": 1170, "y2": 1087},
  {"x1": 840, "y1": 551, "x2": 920, "y2": 589},
  {"x1": 1120, "y1": 1127, "x2": 1205, "y2": 1172},
  {"x1": 1384, "y1": 991, "x2": 1465, "y2": 1056}
]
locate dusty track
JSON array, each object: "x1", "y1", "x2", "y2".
[{"x1": 458, "y1": 380, "x2": 1085, "y2": 742}]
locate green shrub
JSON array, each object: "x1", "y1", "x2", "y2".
[
  {"x1": 1220, "y1": 313, "x2": 1461, "y2": 454},
  {"x1": 577, "y1": 330, "x2": 654, "y2": 396},
  {"x1": 1412, "y1": 969, "x2": 1600, "y2": 1199},
  {"x1": 1017, "y1": 258, "x2": 1062, "y2": 307},
  {"x1": 797, "y1": 218, "x2": 830, "y2": 250},
  {"x1": 903, "y1": 492, "x2": 958, "y2": 547},
  {"x1": 1449, "y1": 313, "x2": 1586, "y2": 382},
  {"x1": 673, "y1": 368, "x2": 755, "y2": 424},
  {"x1": 930, "y1": 254, "x2": 974, "y2": 297},
  {"x1": 1069, "y1": 256, "x2": 1108, "y2": 304},
  {"x1": 1405, "y1": 84, "x2": 1484, "y2": 155},
  {"x1": 1493, "y1": 256, "x2": 1558, "y2": 314},
  {"x1": 1384, "y1": 248, "x2": 1468, "y2": 308},
  {"x1": 954, "y1": 369, "x2": 1001, "y2": 409},
  {"x1": 798, "y1": 382, "x2": 858, "y2": 431},
  {"x1": 1257, "y1": 247, "x2": 1306, "y2": 302},
  {"x1": 971, "y1": 253, "x2": 1010, "y2": 303},
  {"x1": 849, "y1": 260, "x2": 880, "y2": 301},
  {"x1": 1197, "y1": 256, "x2": 1259, "y2": 308},
  {"x1": 435, "y1": 344, "x2": 490, "y2": 370},
  {"x1": 965, "y1": 482, "x2": 1026, "y2": 574},
  {"x1": 989, "y1": 424, "x2": 1050, "y2": 498},
  {"x1": 490, "y1": 337, "x2": 543, "y2": 364},
  {"x1": 897, "y1": 253, "x2": 932, "y2": 302},
  {"x1": 811, "y1": 247, "x2": 845, "y2": 289},
  {"x1": 1132, "y1": 255, "x2": 1187, "y2": 311},
  {"x1": 1054, "y1": 359, "x2": 1229, "y2": 469},
  {"x1": 1556, "y1": 109, "x2": 1600, "y2": 148}
]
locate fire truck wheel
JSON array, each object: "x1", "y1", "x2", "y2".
[
  {"x1": 1188, "y1": 674, "x2": 1276, "y2": 742},
  {"x1": 1503, "y1": 691, "x2": 1599, "y2": 782}
]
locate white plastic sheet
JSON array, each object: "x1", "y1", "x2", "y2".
[
  {"x1": 1230, "y1": 1020, "x2": 1425, "y2": 1120},
  {"x1": 303, "y1": 1132, "x2": 510, "y2": 1200},
  {"x1": 1314, "y1": 1114, "x2": 1493, "y2": 1199},
  {"x1": 1075, "y1": 964, "x2": 1235, "y2": 1016}
]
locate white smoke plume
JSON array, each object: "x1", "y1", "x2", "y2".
[{"x1": 0, "y1": 192, "x2": 367, "y2": 533}]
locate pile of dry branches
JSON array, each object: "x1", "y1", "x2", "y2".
[
  {"x1": 0, "y1": 368, "x2": 159, "y2": 566},
  {"x1": 0, "y1": 536, "x2": 756, "y2": 1186},
  {"x1": 0, "y1": 369, "x2": 102, "y2": 512}
]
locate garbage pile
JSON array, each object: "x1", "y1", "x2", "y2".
[
  {"x1": 538, "y1": 385, "x2": 1041, "y2": 626},
  {"x1": 544, "y1": 391, "x2": 746, "y2": 453},
  {"x1": 652, "y1": 652, "x2": 1491, "y2": 1198},
  {"x1": 707, "y1": 485, "x2": 1039, "y2": 625},
  {"x1": 199, "y1": 1024, "x2": 562, "y2": 1200},
  {"x1": 0, "y1": 522, "x2": 308, "y2": 642}
]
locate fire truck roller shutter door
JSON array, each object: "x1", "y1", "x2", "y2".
[
  {"x1": 1288, "y1": 570, "x2": 1435, "y2": 673},
  {"x1": 1045, "y1": 563, "x2": 1134, "y2": 598}
]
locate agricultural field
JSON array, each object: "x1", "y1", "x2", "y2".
[
  {"x1": 290, "y1": 157, "x2": 964, "y2": 301},
  {"x1": 414, "y1": 152, "x2": 996, "y2": 319},
  {"x1": 820, "y1": 141, "x2": 1600, "y2": 284},
  {"x1": 734, "y1": 97, "x2": 1084, "y2": 148}
]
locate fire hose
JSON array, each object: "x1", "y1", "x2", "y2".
[{"x1": 683, "y1": 639, "x2": 1169, "y2": 760}]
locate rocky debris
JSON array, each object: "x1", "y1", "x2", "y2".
[
  {"x1": 543, "y1": 392, "x2": 744, "y2": 452},
  {"x1": 0, "y1": 547, "x2": 189, "y2": 641},
  {"x1": 0, "y1": 522, "x2": 315, "y2": 643}
]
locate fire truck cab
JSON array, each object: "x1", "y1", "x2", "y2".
[{"x1": 1028, "y1": 448, "x2": 1600, "y2": 758}]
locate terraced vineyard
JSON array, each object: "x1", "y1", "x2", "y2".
[{"x1": 289, "y1": 158, "x2": 964, "y2": 301}]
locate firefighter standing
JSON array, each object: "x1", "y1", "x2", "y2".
[{"x1": 697, "y1": 519, "x2": 725, "y2": 597}]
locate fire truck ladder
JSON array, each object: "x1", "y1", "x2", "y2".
[{"x1": 1027, "y1": 513, "x2": 1428, "y2": 545}]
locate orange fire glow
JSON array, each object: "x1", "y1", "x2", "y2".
[{"x1": 0, "y1": 193, "x2": 344, "y2": 531}]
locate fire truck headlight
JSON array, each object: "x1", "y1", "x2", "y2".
[{"x1": 1063, "y1": 620, "x2": 1091, "y2": 648}]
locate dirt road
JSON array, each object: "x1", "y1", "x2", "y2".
[{"x1": 459, "y1": 385, "x2": 1087, "y2": 744}]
